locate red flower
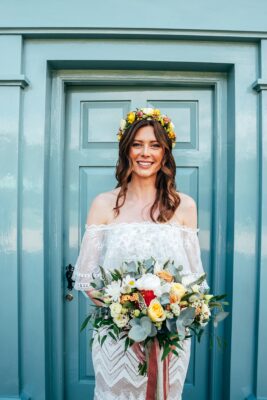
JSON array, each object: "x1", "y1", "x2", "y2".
[{"x1": 140, "y1": 290, "x2": 156, "y2": 306}]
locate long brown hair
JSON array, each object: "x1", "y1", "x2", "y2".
[{"x1": 113, "y1": 119, "x2": 181, "y2": 222}]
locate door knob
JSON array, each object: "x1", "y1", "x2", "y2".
[{"x1": 65, "y1": 293, "x2": 74, "y2": 301}]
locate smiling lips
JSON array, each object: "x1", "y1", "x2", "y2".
[{"x1": 137, "y1": 161, "x2": 154, "y2": 168}]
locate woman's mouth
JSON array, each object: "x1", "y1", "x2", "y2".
[{"x1": 136, "y1": 161, "x2": 154, "y2": 169}]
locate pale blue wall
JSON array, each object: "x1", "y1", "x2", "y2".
[{"x1": 0, "y1": 0, "x2": 267, "y2": 32}]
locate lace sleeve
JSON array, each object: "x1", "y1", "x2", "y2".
[
  {"x1": 181, "y1": 230, "x2": 210, "y2": 292},
  {"x1": 73, "y1": 224, "x2": 105, "y2": 291}
]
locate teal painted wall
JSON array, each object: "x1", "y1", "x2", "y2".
[{"x1": 0, "y1": 4, "x2": 267, "y2": 400}]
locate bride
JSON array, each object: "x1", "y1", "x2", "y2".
[{"x1": 73, "y1": 108, "x2": 209, "y2": 400}]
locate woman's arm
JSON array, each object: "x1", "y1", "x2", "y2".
[{"x1": 83, "y1": 193, "x2": 110, "y2": 305}]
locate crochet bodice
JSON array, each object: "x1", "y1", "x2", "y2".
[{"x1": 73, "y1": 221, "x2": 209, "y2": 292}]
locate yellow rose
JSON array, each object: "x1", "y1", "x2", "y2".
[
  {"x1": 147, "y1": 299, "x2": 166, "y2": 322},
  {"x1": 170, "y1": 283, "x2": 187, "y2": 303},
  {"x1": 127, "y1": 112, "x2": 136, "y2": 124}
]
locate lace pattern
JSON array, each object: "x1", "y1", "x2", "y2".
[
  {"x1": 73, "y1": 221, "x2": 209, "y2": 292},
  {"x1": 73, "y1": 221, "x2": 209, "y2": 399}
]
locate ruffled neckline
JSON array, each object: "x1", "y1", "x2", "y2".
[{"x1": 84, "y1": 220, "x2": 199, "y2": 233}]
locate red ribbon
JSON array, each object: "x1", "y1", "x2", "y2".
[{"x1": 145, "y1": 340, "x2": 169, "y2": 400}]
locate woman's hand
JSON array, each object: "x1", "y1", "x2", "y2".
[
  {"x1": 85, "y1": 289, "x2": 104, "y2": 307},
  {"x1": 131, "y1": 342, "x2": 146, "y2": 363}
]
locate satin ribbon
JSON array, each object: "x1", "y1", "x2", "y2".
[{"x1": 145, "y1": 340, "x2": 170, "y2": 400}]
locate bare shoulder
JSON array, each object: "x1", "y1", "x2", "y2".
[
  {"x1": 86, "y1": 189, "x2": 118, "y2": 225},
  {"x1": 176, "y1": 192, "x2": 198, "y2": 229}
]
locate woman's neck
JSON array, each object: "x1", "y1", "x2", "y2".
[{"x1": 126, "y1": 176, "x2": 157, "y2": 203}]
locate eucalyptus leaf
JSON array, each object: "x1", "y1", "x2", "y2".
[
  {"x1": 213, "y1": 311, "x2": 229, "y2": 328},
  {"x1": 143, "y1": 257, "x2": 155, "y2": 271},
  {"x1": 176, "y1": 320, "x2": 186, "y2": 340},
  {"x1": 93, "y1": 277, "x2": 105, "y2": 289},
  {"x1": 160, "y1": 293, "x2": 170, "y2": 305},
  {"x1": 128, "y1": 325, "x2": 148, "y2": 342},
  {"x1": 140, "y1": 317, "x2": 153, "y2": 335},
  {"x1": 125, "y1": 261, "x2": 138, "y2": 274},
  {"x1": 148, "y1": 323, "x2": 157, "y2": 337},
  {"x1": 129, "y1": 318, "x2": 140, "y2": 327},
  {"x1": 166, "y1": 318, "x2": 177, "y2": 333},
  {"x1": 179, "y1": 307, "x2": 196, "y2": 326}
]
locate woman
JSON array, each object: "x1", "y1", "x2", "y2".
[{"x1": 73, "y1": 108, "x2": 209, "y2": 400}]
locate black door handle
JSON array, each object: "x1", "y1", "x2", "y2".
[{"x1": 65, "y1": 263, "x2": 75, "y2": 290}]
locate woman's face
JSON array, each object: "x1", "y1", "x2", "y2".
[{"x1": 129, "y1": 125, "x2": 165, "y2": 177}]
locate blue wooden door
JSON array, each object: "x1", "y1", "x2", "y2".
[{"x1": 64, "y1": 85, "x2": 213, "y2": 399}]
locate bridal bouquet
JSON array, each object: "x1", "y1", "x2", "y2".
[{"x1": 81, "y1": 257, "x2": 229, "y2": 382}]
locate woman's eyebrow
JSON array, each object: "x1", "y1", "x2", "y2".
[{"x1": 133, "y1": 139, "x2": 159, "y2": 142}]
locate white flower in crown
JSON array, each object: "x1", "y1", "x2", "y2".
[
  {"x1": 170, "y1": 121, "x2": 175, "y2": 130},
  {"x1": 141, "y1": 107, "x2": 154, "y2": 116},
  {"x1": 120, "y1": 119, "x2": 126, "y2": 130}
]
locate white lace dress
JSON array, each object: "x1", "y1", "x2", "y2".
[{"x1": 73, "y1": 221, "x2": 209, "y2": 400}]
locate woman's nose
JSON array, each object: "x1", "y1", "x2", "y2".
[{"x1": 141, "y1": 145, "x2": 150, "y2": 155}]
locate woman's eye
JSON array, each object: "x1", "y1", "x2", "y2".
[{"x1": 132, "y1": 143, "x2": 160, "y2": 148}]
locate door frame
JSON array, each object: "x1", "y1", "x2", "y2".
[{"x1": 46, "y1": 69, "x2": 229, "y2": 400}]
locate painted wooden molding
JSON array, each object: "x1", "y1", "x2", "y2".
[
  {"x1": 0, "y1": 75, "x2": 30, "y2": 88},
  {"x1": 0, "y1": 27, "x2": 266, "y2": 40},
  {"x1": 0, "y1": 394, "x2": 31, "y2": 400},
  {"x1": 252, "y1": 78, "x2": 267, "y2": 92}
]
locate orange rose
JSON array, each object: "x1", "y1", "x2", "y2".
[{"x1": 156, "y1": 270, "x2": 173, "y2": 283}]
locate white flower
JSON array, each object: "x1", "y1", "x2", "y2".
[
  {"x1": 170, "y1": 121, "x2": 175, "y2": 130},
  {"x1": 113, "y1": 313, "x2": 129, "y2": 328},
  {"x1": 142, "y1": 107, "x2": 153, "y2": 116},
  {"x1": 136, "y1": 273, "x2": 161, "y2": 291},
  {"x1": 170, "y1": 302, "x2": 181, "y2": 317},
  {"x1": 121, "y1": 275, "x2": 136, "y2": 294},
  {"x1": 105, "y1": 281, "x2": 122, "y2": 301},
  {"x1": 109, "y1": 302, "x2": 123, "y2": 317},
  {"x1": 201, "y1": 303, "x2": 211, "y2": 318},
  {"x1": 154, "y1": 282, "x2": 171, "y2": 297},
  {"x1": 120, "y1": 119, "x2": 126, "y2": 130}
]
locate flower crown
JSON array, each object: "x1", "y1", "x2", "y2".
[{"x1": 117, "y1": 108, "x2": 176, "y2": 149}]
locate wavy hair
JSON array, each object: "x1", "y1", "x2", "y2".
[{"x1": 113, "y1": 119, "x2": 181, "y2": 222}]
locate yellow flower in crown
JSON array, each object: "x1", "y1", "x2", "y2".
[
  {"x1": 127, "y1": 112, "x2": 136, "y2": 124},
  {"x1": 117, "y1": 107, "x2": 176, "y2": 148}
]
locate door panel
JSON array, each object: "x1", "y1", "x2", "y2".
[{"x1": 64, "y1": 85, "x2": 213, "y2": 399}]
